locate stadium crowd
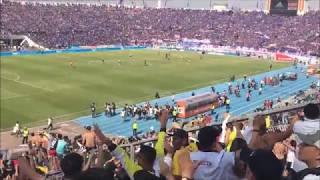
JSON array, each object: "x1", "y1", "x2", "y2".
[
  {"x1": 1, "y1": 103, "x2": 320, "y2": 180},
  {"x1": 2, "y1": 54, "x2": 318, "y2": 179},
  {"x1": 2, "y1": 85, "x2": 320, "y2": 180},
  {"x1": 1, "y1": 1, "x2": 320, "y2": 179},
  {"x1": 1, "y1": 1, "x2": 320, "y2": 55}
]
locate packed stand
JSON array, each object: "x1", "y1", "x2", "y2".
[
  {"x1": 1, "y1": 1, "x2": 320, "y2": 55},
  {"x1": 1, "y1": 101, "x2": 320, "y2": 180}
]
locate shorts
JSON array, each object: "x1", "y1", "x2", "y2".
[
  {"x1": 86, "y1": 147, "x2": 95, "y2": 152},
  {"x1": 3, "y1": 170, "x2": 15, "y2": 178},
  {"x1": 49, "y1": 149, "x2": 57, "y2": 157}
]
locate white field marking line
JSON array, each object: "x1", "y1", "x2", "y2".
[
  {"x1": 87, "y1": 60, "x2": 104, "y2": 64},
  {"x1": 168, "y1": 69, "x2": 267, "y2": 94},
  {"x1": 1, "y1": 71, "x2": 21, "y2": 81},
  {"x1": 0, "y1": 75, "x2": 54, "y2": 92},
  {"x1": 0, "y1": 94, "x2": 29, "y2": 100},
  {"x1": 0, "y1": 108, "x2": 90, "y2": 134},
  {"x1": 0, "y1": 92, "x2": 155, "y2": 133},
  {"x1": 32, "y1": 70, "x2": 268, "y2": 123},
  {"x1": 0, "y1": 68, "x2": 288, "y2": 132}
]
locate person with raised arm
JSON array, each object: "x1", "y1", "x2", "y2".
[{"x1": 93, "y1": 108, "x2": 170, "y2": 179}]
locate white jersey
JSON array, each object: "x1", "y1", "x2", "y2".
[
  {"x1": 190, "y1": 150, "x2": 238, "y2": 180},
  {"x1": 48, "y1": 118, "x2": 52, "y2": 125},
  {"x1": 149, "y1": 107, "x2": 153, "y2": 115},
  {"x1": 120, "y1": 111, "x2": 125, "y2": 117}
]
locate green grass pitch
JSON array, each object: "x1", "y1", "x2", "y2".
[{"x1": 0, "y1": 50, "x2": 289, "y2": 130}]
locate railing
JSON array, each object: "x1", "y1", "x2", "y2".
[{"x1": 120, "y1": 100, "x2": 319, "y2": 159}]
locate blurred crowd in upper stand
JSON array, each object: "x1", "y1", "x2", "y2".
[{"x1": 1, "y1": 1, "x2": 320, "y2": 56}]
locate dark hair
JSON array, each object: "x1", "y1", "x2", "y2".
[
  {"x1": 198, "y1": 126, "x2": 221, "y2": 151},
  {"x1": 139, "y1": 145, "x2": 156, "y2": 165},
  {"x1": 77, "y1": 168, "x2": 114, "y2": 180},
  {"x1": 290, "y1": 140, "x2": 297, "y2": 148},
  {"x1": 238, "y1": 123, "x2": 244, "y2": 130},
  {"x1": 86, "y1": 126, "x2": 92, "y2": 131},
  {"x1": 226, "y1": 122, "x2": 233, "y2": 129},
  {"x1": 244, "y1": 149, "x2": 284, "y2": 180},
  {"x1": 60, "y1": 153, "x2": 83, "y2": 178},
  {"x1": 230, "y1": 138, "x2": 247, "y2": 152},
  {"x1": 63, "y1": 136, "x2": 69, "y2": 140},
  {"x1": 304, "y1": 103, "x2": 319, "y2": 119},
  {"x1": 58, "y1": 134, "x2": 63, "y2": 139}
]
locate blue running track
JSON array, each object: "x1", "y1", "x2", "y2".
[{"x1": 74, "y1": 66, "x2": 317, "y2": 137}]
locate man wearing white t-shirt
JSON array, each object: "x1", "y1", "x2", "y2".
[
  {"x1": 190, "y1": 126, "x2": 239, "y2": 180},
  {"x1": 293, "y1": 103, "x2": 320, "y2": 180}
]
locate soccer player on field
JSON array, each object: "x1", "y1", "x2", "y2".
[{"x1": 69, "y1": 61, "x2": 74, "y2": 68}]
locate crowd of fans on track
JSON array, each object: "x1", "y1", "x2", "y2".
[{"x1": 1, "y1": 1, "x2": 320, "y2": 55}]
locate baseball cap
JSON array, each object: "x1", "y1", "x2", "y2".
[
  {"x1": 240, "y1": 147, "x2": 284, "y2": 180},
  {"x1": 197, "y1": 126, "x2": 222, "y2": 150}
]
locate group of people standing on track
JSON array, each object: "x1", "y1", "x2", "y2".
[
  {"x1": 89, "y1": 102, "x2": 117, "y2": 118},
  {"x1": 212, "y1": 74, "x2": 266, "y2": 104}
]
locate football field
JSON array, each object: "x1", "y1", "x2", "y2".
[{"x1": 0, "y1": 50, "x2": 289, "y2": 130}]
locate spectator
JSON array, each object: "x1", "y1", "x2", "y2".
[
  {"x1": 225, "y1": 122, "x2": 237, "y2": 152},
  {"x1": 293, "y1": 103, "x2": 320, "y2": 148},
  {"x1": 132, "y1": 120, "x2": 139, "y2": 137},
  {"x1": 47, "y1": 117, "x2": 53, "y2": 131},
  {"x1": 284, "y1": 139, "x2": 297, "y2": 169},
  {"x1": 2, "y1": 2, "x2": 320, "y2": 55},
  {"x1": 56, "y1": 133, "x2": 67, "y2": 157},
  {"x1": 230, "y1": 138, "x2": 248, "y2": 179},
  {"x1": 60, "y1": 153, "x2": 84, "y2": 179},
  {"x1": 190, "y1": 125, "x2": 239, "y2": 180},
  {"x1": 171, "y1": 128, "x2": 198, "y2": 178},
  {"x1": 230, "y1": 138, "x2": 247, "y2": 152},
  {"x1": 0, "y1": 77, "x2": 318, "y2": 180},
  {"x1": 22, "y1": 127, "x2": 29, "y2": 144},
  {"x1": 293, "y1": 103, "x2": 320, "y2": 180},
  {"x1": 11, "y1": 121, "x2": 20, "y2": 136},
  {"x1": 240, "y1": 147, "x2": 284, "y2": 180},
  {"x1": 93, "y1": 108, "x2": 170, "y2": 179},
  {"x1": 2, "y1": 160, "x2": 16, "y2": 180},
  {"x1": 77, "y1": 168, "x2": 114, "y2": 180},
  {"x1": 246, "y1": 115, "x2": 296, "y2": 150},
  {"x1": 82, "y1": 126, "x2": 97, "y2": 152}
]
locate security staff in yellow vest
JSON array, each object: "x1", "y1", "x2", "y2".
[
  {"x1": 226, "y1": 98, "x2": 231, "y2": 110},
  {"x1": 22, "y1": 127, "x2": 29, "y2": 144},
  {"x1": 265, "y1": 115, "x2": 271, "y2": 128},
  {"x1": 211, "y1": 104, "x2": 215, "y2": 115},
  {"x1": 132, "y1": 120, "x2": 138, "y2": 137},
  {"x1": 172, "y1": 109, "x2": 178, "y2": 122}
]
